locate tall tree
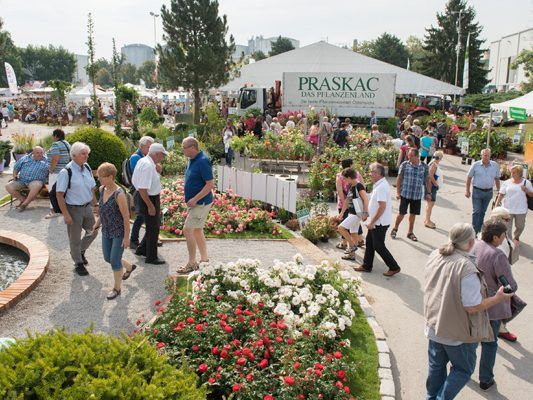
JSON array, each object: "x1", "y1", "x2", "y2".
[
  {"x1": 19, "y1": 45, "x2": 76, "y2": 82},
  {"x1": 421, "y1": 0, "x2": 487, "y2": 93},
  {"x1": 157, "y1": 0, "x2": 235, "y2": 123},
  {"x1": 137, "y1": 60, "x2": 156, "y2": 88},
  {"x1": 120, "y1": 62, "x2": 137, "y2": 84},
  {"x1": 405, "y1": 36, "x2": 429, "y2": 73},
  {"x1": 86, "y1": 13, "x2": 100, "y2": 127},
  {"x1": 0, "y1": 18, "x2": 23, "y2": 88},
  {"x1": 269, "y1": 36, "x2": 295, "y2": 57}
]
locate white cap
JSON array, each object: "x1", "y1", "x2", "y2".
[{"x1": 149, "y1": 143, "x2": 168, "y2": 155}]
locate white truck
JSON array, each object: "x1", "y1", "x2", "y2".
[{"x1": 237, "y1": 72, "x2": 396, "y2": 118}]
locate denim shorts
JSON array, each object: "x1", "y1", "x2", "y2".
[
  {"x1": 102, "y1": 235, "x2": 124, "y2": 271},
  {"x1": 430, "y1": 186, "x2": 438, "y2": 202}
]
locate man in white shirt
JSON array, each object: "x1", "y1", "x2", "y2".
[
  {"x1": 132, "y1": 143, "x2": 167, "y2": 265},
  {"x1": 354, "y1": 162, "x2": 401, "y2": 277}
]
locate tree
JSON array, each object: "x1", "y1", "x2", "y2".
[
  {"x1": 0, "y1": 18, "x2": 23, "y2": 88},
  {"x1": 421, "y1": 0, "x2": 487, "y2": 93},
  {"x1": 251, "y1": 50, "x2": 266, "y2": 61},
  {"x1": 120, "y1": 62, "x2": 137, "y2": 84},
  {"x1": 137, "y1": 60, "x2": 156, "y2": 88},
  {"x1": 157, "y1": 0, "x2": 235, "y2": 123},
  {"x1": 19, "y1": 45, "x2": 76, "y2": 82},
  {"x1": 511, "y1": 49, "x2": 533, "y2": 92},
  {"x1": 86, "y1": 13, "x2": 100, "y2": 127},
  {"x1": 269, "y1": 36, "x2": 295, "y2": 57},
  {"x1": 353, "y1": 40, "x2": 374, "y2": 57},
  {"x1": 369, "y1": 33, "x2": 409, "y2": 68},
  {"x1": 405, "y1": 35, "x2": 429, "y2": 73},
  {"x1": 48, "y1": 80, "x2": 73, "y2": 105}
]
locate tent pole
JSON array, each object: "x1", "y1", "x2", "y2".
[{"x1": 486, "y1": 109, "x2": 493, "y2": 148}]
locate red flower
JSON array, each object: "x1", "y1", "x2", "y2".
[
  {"x1": 186, "y1": 316, "x2": 195, "y2": 324},
  {"x1": 212, "y1": 346, "x2": 220, "y2": 355},
  {"x1": 192, "y1": 344, "x2": 199, "y2": 352},
  {"x1": 284, "y1": 376, "x2": 295, "y2": 386},
  {"x1": 156, "y1": 342, "x2": 165, "y2": 349},
  {"x1": 315, "y1": 363, "x2": 324, "y2": 370},
  {"x1": 154, "y1": 300, "x2": 161, "y2": 306},
  {"x1": 224, "y1": 325, "x2": 233, "y2": 333},
  {"x1": 259, "y1": 359, "x2": 269, "y2": 369},
  {"x1": 264, "y1": 395, "x2": 274, "y2": 400},
  {"x1": 303, "y1": 329, "x2": 310, "y2": 336},
  {"x1": 337, "y1": 370, "x2": 347, "y2": 379},
  {"x1": 198, "y1": 363, "x2": 208, "y2": 373},
  {"x1": 294, "y1": 361, "x2": 301, "y2": 369},
  {"x1": 333, "y1": 351, "x2": 342, "y2": 359},
  {"x1": 232, "y1": 384, "x2": 241, "y2": 392},
  {"x1": 195, "y1": 324, "x2": 204, "y2": 332},
  {"x1": 208, "y1": 377, "x2": 215, "y2": 384},
  {"x1": 318, "y1": 348, "x2": 324, "y2": 355},
  {"x1": 336, "y1": 381, "x2": 343, "y2": 388},
  {"x1": 220, "y1": 350, "x2": 229, "y2": 359},
  {"x1": 237, "y1": 357, "x2": 247, "y2": 366}
]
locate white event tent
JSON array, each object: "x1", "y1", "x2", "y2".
[
  {"x1": 220, "y1": 41, "x2": 464, "y2": 95},
  {"x1": 491, "y1": 91, "x2": 533, "y2": 116},
  {"x1": 67, "y1": 84, "x2": 115, "y2": 104}
]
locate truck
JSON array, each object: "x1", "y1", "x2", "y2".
[{"x1": 236, "y1": 72, "x2": 397, "y2": 118}]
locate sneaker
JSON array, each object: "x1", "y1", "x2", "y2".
[
  {"x1": 74, "y1": 263, "x2": 89, "y2": 276},
  {"x1": 479, "y1": 380, "x2": 495, "y2": 391},
  {"x1": 498, "y1": 331, "x2": 517, "y2": 342}
]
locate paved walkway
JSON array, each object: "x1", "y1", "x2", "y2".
[{"x1": 319, "y1": 154, "x2": 533, "y2": 400}]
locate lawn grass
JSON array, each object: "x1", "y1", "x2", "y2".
[{"x1": 160, "y1": 223, "x2": 293, "y2": 240}]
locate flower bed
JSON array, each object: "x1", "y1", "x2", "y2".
[
  {"x1": 232, "y1": 131, "x2": 315, "y2": 161},
  {"x1": 160, "y1": 178, "x2": 285, "y2": 238},
  {"x1": 147, "y1": 257, "x2": 374, "y2": 399}
]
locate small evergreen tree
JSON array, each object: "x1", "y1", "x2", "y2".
[
  {"x1": 365, "y1": 33, "x2": 409, "y2": 68},
  {"x1": 421, "y1": 0, "x2": 487, "y2": 93},
  {"x1": 111, "y1": 39, "x2": 122, "y2": 137},
  {"x1": 86, "y1": 13, "x2": 100, "y2": 127},
  {"x1": 269, "y1": 36, "x2": 295, "y2": 56},
  {"x1": 157, "y1": 0, "x2": 235, "y2": 124}
]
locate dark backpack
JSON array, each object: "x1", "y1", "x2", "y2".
[
  {"x1": 524, "y1": 179, "x2": 533, "y2": 210},
  {"x1": 121, "y1": 156, "x2": 133, "y2": 188},
  {"x1": 49, "y1": 164, "x2": 92, "y2": 213}
]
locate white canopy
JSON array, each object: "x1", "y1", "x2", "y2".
[
  {"x1": 491, "y1": 91, "x2": 533, "y2": 116},
  {"x1": 67, "y1": 84, "x2": 115, "y2": 100},
  {"x1": 220, "y1": 41, "x2": 464, "y2": 95}
]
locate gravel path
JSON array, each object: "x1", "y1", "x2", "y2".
[{"x1": 0, "y1": 191, "x2": 311, "y2": 338}]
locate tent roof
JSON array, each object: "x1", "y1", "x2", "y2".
[
  {"x1": 491, "y1": 91, "x2": 533, "y2": 116},
  {"x1": 68, "y1": 84, "x2": 114, "y2": 98},
  {"x1": 220, "y1": 41, "x2": 464, "y2": 95}
]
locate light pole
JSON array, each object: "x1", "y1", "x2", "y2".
[{"x1": 149, "y1": 11, "x2": 159, "y2": 50}]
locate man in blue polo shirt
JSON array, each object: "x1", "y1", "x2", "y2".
[{"x1": 178, "y1": 137, "x2": 214, "y2": 274}]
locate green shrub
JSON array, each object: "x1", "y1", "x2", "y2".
[
  {"x1": 0, "y1": 329, "x2": 207, "y2": 400},
  {"x1": 139, "y1": 106, "x2": 162, "y2": 127},
  {"x1": 67, "y1": 127, "x2": 128, "y2": 171},
  {"x1": 161, "y1": 149, "x2": 188, "y2": 176}
]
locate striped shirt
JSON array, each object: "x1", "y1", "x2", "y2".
[
  {"x1": 399, "y1": 160, "x2": 428, "y2": 200},
  {"x1": 47, "y1": 140, "x2": 71, "y2": 173},
  {"x1": 14, "y1": 154, "x2": 49, "y2": 186}
]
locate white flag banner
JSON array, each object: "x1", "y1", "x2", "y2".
[
  {"x1": 4, "y1": 62, "x2": 19, "y2": 95},
  {"x1": 462, "y1": 33, "x2": 470, "y2": 90}
]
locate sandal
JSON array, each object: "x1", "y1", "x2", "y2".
[
  {"x1": 341, "y1": 251, "x2": 356, "y2": 261},
  {"x1": 335, "y1": 242, "x2": 347, "y2": 250},
  {"x1": 45, "y1": 211, "x2": 60, "y2": 219},
  {"x1": 407, "y1": 233, "x2": 418, "y2": 242},
  {"x1": 390, "y1": 229, "x2": 398, "y2": 239},
  {"x1": 176, "y1": 262, "x2": 199, "y2": 275},
  {"x1": 122, "y1": 264, "x2": 137, "y2": 280},
  {"x1": 106, "y1": 288, "x2": 121, "y2": 300},
  {"x1": 358, "y1": 240, "x2": 365, "y2": 247}
]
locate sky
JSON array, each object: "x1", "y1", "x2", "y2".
[{"x1": 1, "y1": 0, "x2": 532, "y2": 59}]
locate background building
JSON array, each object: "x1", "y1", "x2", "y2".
[
  {"x1": 121, "y1": 44, "x2": 155, "y2": 68},
  {"x1": 487, "y1": 28, "x2": 533, "y2": 92},
  {"x1": 74, "y1": 54, "x2": 89, "y2": 86},
  {"x1": 232, "y1": 35, "x2": 300, "y2": 60}
]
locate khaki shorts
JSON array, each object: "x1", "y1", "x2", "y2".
[{"x1": 184, "y1": 203, "x2": 212, "y2": 229}]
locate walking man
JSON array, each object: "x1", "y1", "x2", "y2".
[
  {"x1": 129, "y1": 135, "x2": 155, "y2": 248},
  {"x1": 465, "y1": 148, "x2": 500, "y2": 234},
  {"x1": 56, "y1": 142, "x2": 98, "y2": 276},
  {"x1": 391, "y1": 148, "x2": 431, "y2": 242},
  {"x1": 178, "y1": 137, "x2": 214, "y2": 273},
  {"x1": 132, "y1": 143, "x2": 167, "y2": 265},
  {"x1": 354, "y1": 163, "x2": 401, "y2": 276}
]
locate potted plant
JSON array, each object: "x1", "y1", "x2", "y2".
[
  {"x1": 11, "y1": 133, "x2": 35, "y2": 160},
  {"x1": 0, "y1": 140, "x2": 13, "y2": 172}
]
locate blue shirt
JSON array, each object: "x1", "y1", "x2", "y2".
[
  {"x1": 129, "y1": 148, "x2": 144, "y2": 172},
  {"x1": 420, "y1": 136, "x2": 434, "y2": 157},
  {"x1": 56, "y1": 161, "x2": 96, "y2": 205},
  {"x1": 47, "y1": 140, "x2": 71, "y2": 173},
  {"x1": 184, "y1": 151, "x2": 213, "y2": 204},
  {"x1": 399, "y1": 161, "x2": 428, "y2": 200},
  {"x1": 14, "y1": 154, "x2": 49, "y2": 186},
  {"x1": 467, "y1": 160, "x2": 500, "y2": 190}
]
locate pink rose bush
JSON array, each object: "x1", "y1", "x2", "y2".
[
  {"x1": 147, "y1": 256, "x2": 361, "y2": 399},
  {"x1": 160, "y1": 178, "x2": 281, "y2": 237}
]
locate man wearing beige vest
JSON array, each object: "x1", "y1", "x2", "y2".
[{"x1": 424, "y1": 223, "x2": 512, "y2": 400}]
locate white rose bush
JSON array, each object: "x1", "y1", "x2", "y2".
[{"x1": 148, "y1": 255, "x2": 362, "y2": 399}]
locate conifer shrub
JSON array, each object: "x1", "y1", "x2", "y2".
[{"x1": 0, "y1": 329, "x2": 207, "y2": 399}]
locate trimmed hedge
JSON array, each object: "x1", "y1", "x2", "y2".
[
  {"x1": 0, "y1": 329, "x2": 207, "y2": 399},
  {"x1": 67, "y1": 127, "x2": 128, "y2": 171}
]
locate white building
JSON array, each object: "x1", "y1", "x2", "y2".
[
  {"x1": 74, "y1": 54, "x2": 89, "y2": 86},
  {"x1": 121, "y1": 44, "x2": 155, "y2": 68},
  {"x1": 248, "y1": 35, "x2": 299, "y2": 55},
  {"x1": 487, "y1": 28, "x2": 533, "y2": 92}
]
